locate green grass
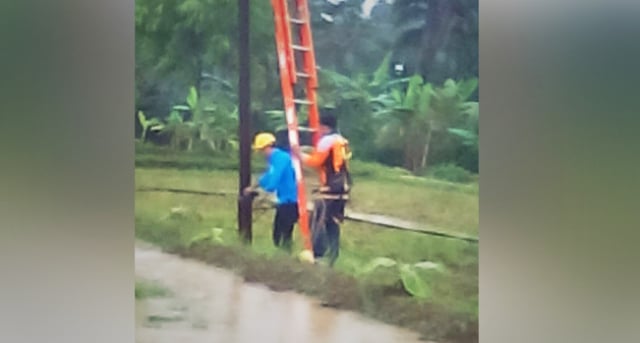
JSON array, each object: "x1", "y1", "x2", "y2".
[
  {"x1": 135, "y1": 141, "x2": 478, "y2": 193},
  {"x1": 135, "y1": 280, "x2": 171, "y2": 299},
  {"x1": 134, "y1": 163, "x2": 478, "y2": 342},
  {"x1": 135, "y1": 167, "x2": 478, "y2": 235},
  {"x1": 135, "y1": 141, "x2": 266, "y2": 171}
]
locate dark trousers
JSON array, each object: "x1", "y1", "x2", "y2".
[
  {"x1": 273, "y1": 202, "x2": 299, "y2": 252},
  {"x1": 311, "y1": 199, "x2": 345, "y2": 266}
]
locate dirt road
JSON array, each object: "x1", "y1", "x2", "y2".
[{"x1": 135, "y1": 241, "x2": 428, "y2": 343}]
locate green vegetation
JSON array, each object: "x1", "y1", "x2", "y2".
[
  {"x1": 135, "y1": 154, "x2": 478, "y2": 341},
  {"x1": 135, "y1": 1, "x2": 478, "y2": 341},
  {"x1": 135, "y1": 280, "x2": 172, "y2": 299},
  {"x1": 135, "y1": 0, "x2": 479, "y2": 175},
  {"x1": 135, "y1": 145, "x2": 479, "y2": 232},
  {"x1": 373, "y1": 75, "x2": 478, "y2": 172},
  {"x1": 427, "y1": 163, "x2": 476, "y2": 184}
]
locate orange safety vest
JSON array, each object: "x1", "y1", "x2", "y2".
[{"x1": 319, "y1": 136, "x2": 353, "y2": 196}]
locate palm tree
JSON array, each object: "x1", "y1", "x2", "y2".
[{"x1": 392, "y1": 0, "x2": 478, "y2": 84}]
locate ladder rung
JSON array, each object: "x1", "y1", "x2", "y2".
[
  {"x1": 292, "y1": 44, "x2": 311, "y2": 52},
  {"x1": 289, "y1": 18, "x2": 307, "y2": 24},
  {"x1": 293, "y1": 99, "x2": 313, "y2": 105},
  {"x1": 296, "y1": 72, "x2": 311, "y2": 78}
]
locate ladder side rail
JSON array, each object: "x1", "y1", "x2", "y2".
[
  {"x1": 294, "y1": 0, "x2": 320, "y2": 144},
  {"x1": 271, "y1": 0, "x2": 313, "y2": 253}
]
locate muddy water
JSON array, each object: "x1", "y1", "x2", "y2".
[{"x1": 135, "y1": 242, "x2": 428, "y2": 343}]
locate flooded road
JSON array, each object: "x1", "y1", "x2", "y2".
[{"x1": 135, "y1": 242, "x2": 428, "y2": 343}]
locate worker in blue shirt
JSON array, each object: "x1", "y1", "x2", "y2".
[{"x1": 244, "y1": 132, "x2": 299, "y2": 252}]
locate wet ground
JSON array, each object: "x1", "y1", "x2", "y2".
[{"x1": 135, "y1": 241, "x2": 429, "y2": 343}]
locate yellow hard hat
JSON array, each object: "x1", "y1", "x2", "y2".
[{"x1": 253, "y1": 132, "x2": 276, "y2": 150}]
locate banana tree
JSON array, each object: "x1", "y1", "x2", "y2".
[
  {"x1": 185, "y1": 85, "x2": 238, "y2": 152},
  {"x1": 374, "y1": 75, "x2": 478, "y2": 172},
  {"x1": 201, "y1": 106, "x2": 239, "y2": 152},
  {"x1": 316, "y1": 67, "x2": 394, "y2": 160},
  {"x1": 373, "y1": 74, "x2": 433, "y2": 172},
  {"x1": 430, "y1": 78, "x2": 478, "y2": 166},
  {"x1": 161, "y1": 110, "x2": 194, "y2": 150},
  {"x1": 264, "y1": 110, "x2": 286, "y2": 131},
  {"x1": 137, "y1": 110, "x2": 163, "y2": 142},
  {"x1": 447, "y1": 102, "x2": 478, "y2": 155}
]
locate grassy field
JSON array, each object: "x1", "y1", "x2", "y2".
[
  {"x1": 134, "y1": 149, "x2": 478, "y2": 342},
  {"x1": 135, "y1": 166, "x2": 478, "y2": 233}
]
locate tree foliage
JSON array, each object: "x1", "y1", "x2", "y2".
[
  {"x1": 135, "y1": 0, "x2": 479, "y2": 176},
  {"x1": 392, "y1": 0, "x2": 479, "y2": 85}
]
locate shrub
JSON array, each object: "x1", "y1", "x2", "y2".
[
  {"x1": 427, "y1": 163, "x2": 474, "y2": 183},
  {"x1": 135, "y1": 280, "x2": 171, "y2": 299}
]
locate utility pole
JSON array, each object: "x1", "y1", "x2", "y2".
[{"x1": 237, "y1": 0, "x2": 252, "y2": 243}]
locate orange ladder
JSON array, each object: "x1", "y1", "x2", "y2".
[{"x1": 270, "y1": 0, "x2": 321, "y2": 257}]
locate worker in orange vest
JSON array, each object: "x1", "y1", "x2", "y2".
[{"x1": 301, "y1": 113, "x2": 352, "y2": 266}]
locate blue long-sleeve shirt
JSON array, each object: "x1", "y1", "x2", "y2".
[{"x1": 258, "y1": 148, "x2": 298, "y2": 205}]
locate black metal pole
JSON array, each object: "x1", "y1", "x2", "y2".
[{"x1": 237, "y1": 0, "x2": 252, "y2": 243}]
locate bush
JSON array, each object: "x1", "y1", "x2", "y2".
[
  {"x1": 427, "y1": 164, "x2": 474, "y2": 184},
  {"x1": 135, "y1": 280, "x2": 171, "y2": 299}
]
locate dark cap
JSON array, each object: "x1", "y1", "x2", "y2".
[{"x1": 320, "y1": 113, "x2": 337, "y2": 129}]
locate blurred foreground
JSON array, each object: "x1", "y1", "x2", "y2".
[{"x1": 136, "y1": 241, "x2": 427, "y2": 343}]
